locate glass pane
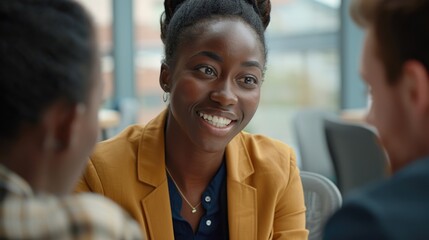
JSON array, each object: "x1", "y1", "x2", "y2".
[
  {"x1": 248, "y1": 0, "x2": 340, "y2": 151},
  {"x1": 134, "y1": 0, "x2": 165, "y2": 124},
  {"x1": 270, "y1": 0, "x2": 339, "y2": 35},
  {"x1": 75, "y1": 0, "x2": 113, "y2": 105}
]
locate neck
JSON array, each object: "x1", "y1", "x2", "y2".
[
  {"x1": 389, "y1": 150, "x2": 429, "y2": 174},
  {"x1": 165, "y1": 152, "x2": 223, "y2": 189},
  {"x1": 164, "y1": 112, "x2": 225, "y2": 183}
]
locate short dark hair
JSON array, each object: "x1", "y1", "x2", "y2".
[
  {"x1": 0, "y1": 0, "x2": 96, "y2": 142},
  {"x1": 350, "y1": 0, "x2": 429, "y2": 84},
  {"x1": 160, "y1": 0, "x2": 271, "y2": 71}
]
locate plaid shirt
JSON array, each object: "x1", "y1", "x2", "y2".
[{"x1": 0, "y1": 164, "x2": 143, "y2": 239}]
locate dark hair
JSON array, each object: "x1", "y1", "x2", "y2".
[
  {"x1": 160, "y1": 0, "x2": 271, "y2": 68},
  {"x1": 350, "y1": 0, "x2": 429, "y2": 84},
  {"x1": 0, "y1": 0, "x2": 95, "y2": 142}
]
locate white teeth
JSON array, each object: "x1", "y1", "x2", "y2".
[{"x1": 198, "y1": 112, "x2": 232, "y2": 127}]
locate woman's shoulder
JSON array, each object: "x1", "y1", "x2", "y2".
[
  {"x1": 234, "y1": 131, "x2": 297, "y2": 172},
  {"x1": 91, "y1": 124, "x2": 145, "y2": 164},
  {"x1": 237, "y1": 131, "x2": 294, "y2": 156},
  {"x1": 96, "y1": 125, "x2": 144, "y2": 150},
  {"x1": 94, "y1": 110, "x2": 167, "y2": 158},
  {"x1": 230, "y1": 132, "x2": 300, "y2": 189}
]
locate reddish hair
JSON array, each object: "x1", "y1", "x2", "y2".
[{"x1": 350, "y1": 0, "x2": 429, "y2": 84}]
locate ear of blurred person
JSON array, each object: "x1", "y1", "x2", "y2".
[
  {"x1": 0, "y1": 0, "x2": 143, "y2": 239},
  {"x1": 400, "y1": 60, "x2": 429, "y2": 155},
  {"x1": 323, "y1": 0, "x2": 429, "y2": 239}
]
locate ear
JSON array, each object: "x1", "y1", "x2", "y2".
[
  {"x1": 42, "y1": 101, "x2": 85, "y2": 153},
  {"x1": 159, "y1": 62, "x2": 171, "y2": 92},
  {"x1": 401, "y1": 60, "x2": 429, "y2": 116}
]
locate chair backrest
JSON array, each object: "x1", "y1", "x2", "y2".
[
  {"x1": 301, "y1": 171, "x2": 342, "y2": 240},
  {"x1": 324, "y1": 119, "x2": 389, "y2": 197},
  {"x1": 293, "y1": 109, "x2": 337, "y2": 181}
]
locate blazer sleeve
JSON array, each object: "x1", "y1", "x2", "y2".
[
  {"x1": 273, "y1": 148, "x2": 309, "y2": 239},
  {"x1": 323, "y1": 201, "x2": 388, "y2": 240},
  {"x1": 75, "y1": 158, "x2": 105, "y2": 195}
]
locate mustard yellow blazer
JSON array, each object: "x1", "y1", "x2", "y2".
[{"x1": 76, "y1": 110, "x2": 308, "y2": 240}]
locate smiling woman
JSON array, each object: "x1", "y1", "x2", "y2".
[
  {"x1": 75, "y1": 0, "x2": 308, "y2": 239},
  {"x1": 161, "y1": 19, "x2": 264, "y2": 153}
]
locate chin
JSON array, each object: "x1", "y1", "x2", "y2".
[{"x1": 196, "y1": 139, "x2": 229, "y2": 153}]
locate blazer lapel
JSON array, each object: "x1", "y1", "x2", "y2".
[
  {"x1": 141, "y1": 181, "x2": 174, "y2": 240},
  {"x1": 226, "y1": 134, "x2": 257, "y2": 240},
  {"x1": 137, "y1": 110, "x2": 174, "y2": 239}
]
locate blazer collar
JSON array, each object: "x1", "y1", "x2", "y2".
[
  {"x1": 137, "y1": 109, "x2": 168, "y2": 187},
  {"x1": 136, "y1": 109, "x2": 174, "y2": 239},
  {"x1": 225, "y1": 133, "x2": 257, "y2": 240},
  {"x1": 225, "y1": 133, "x2": 255, "y2": 182}
]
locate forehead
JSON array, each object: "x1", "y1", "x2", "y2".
[
  {"x1": 361, "y1": 30, "x2": 381, "y2": 79},
  {"x1": 178, "y1": 18, "x2": 265, "y2": 62}
]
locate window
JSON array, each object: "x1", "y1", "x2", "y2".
[
  {"x1": 75, "y1": 0, "x2": 114, "y2": 105},
  {"x1": 250, "y1": 0, "x2": 341, "y2": 145},
  {"x1": 134, "y1": 0, "x2": 165, "y2": 124}
]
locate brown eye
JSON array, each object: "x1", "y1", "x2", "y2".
[
  {"x1": 237, "y1": 76, "x2": 260, "y2": 89},
  {"x1": 198, "y1": 66, "x2": 216, "y2": 76}
]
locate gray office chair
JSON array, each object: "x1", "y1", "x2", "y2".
[
  {"x1": 324, "y1": 119, "x2": 389, "y2": 197},
  {"x1": 301, "y1": 171, "x2": 342, "y2": 240},
  {"x1": 293, "y1": 109, "x2": 337, "y2": 181}
]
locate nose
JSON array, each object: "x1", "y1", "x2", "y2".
[{"x1": 210, "y1": 80, "x2": 238, "y2": 106}]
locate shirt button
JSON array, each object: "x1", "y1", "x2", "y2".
[
  {"x1": 205, "y1": 196, "x2": 211, "y2": 202},
  {"x1": 206, "y1": 220, "x2": 212, "y2": 226}
]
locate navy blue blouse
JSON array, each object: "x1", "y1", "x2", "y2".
[{"x1": 167, "y1": 162, "x2": 229, "y2": 240}]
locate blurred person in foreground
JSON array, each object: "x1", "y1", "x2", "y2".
[
  {"x1": 323, "y1": 0, "x2": 429, "y2": 239},
  {"x1": 0, "y1": 0, "x2": 142, "y2": 238}
]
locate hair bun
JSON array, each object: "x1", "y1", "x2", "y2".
[
  {"x1": 161, "y1": 0, "x2": 271, "y2": 38},
  {"x1": 246, "y1": 0, "x2": 271, "y2": 29},
  {"x1": 163, "y1": 0, "x2": 186, "y2": 22},
  {"x1": 161, "y1": 0, "x2": 186, "y2": 42}
]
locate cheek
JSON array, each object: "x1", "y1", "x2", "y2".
[
  {"x1": 240, "y1": 90, "x2": 260, "y2": 120},
  {"x1": 171, "y1": 79, "x2": 206, "y2": 104},
  {"x1": 370, "y1": 94, "x2": 401, "y2": 139},
  {"x1": 90, "y1": 115, "x2": 100, "y2": 143},
  {"x1": 370, "y1": 98, "x2": 389, "y2": 129},
  {"x1": 82, "y1": 109, "x2": 100, "y2": 150}
]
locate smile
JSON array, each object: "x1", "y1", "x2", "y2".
[{"x1": 198, "y1": 112, "x2": 232, "y2": 128}]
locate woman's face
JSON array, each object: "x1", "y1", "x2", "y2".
[{"x1": 162, "y1": 18, "x2": 265, "y2": 152}]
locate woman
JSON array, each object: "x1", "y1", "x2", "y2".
[{"x1": 76, "y1": 0, "x2": 308, "y2": 239}]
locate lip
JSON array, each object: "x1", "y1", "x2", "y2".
[
  {"x1": 196, "y1": 109, "x2": 238, "y2": 122},
  {"x1": 196, "y1": 109, "x2": 238, "y2": 136}
]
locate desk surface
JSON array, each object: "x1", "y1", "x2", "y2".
[
  {"x1": 341, "y1": 108, "x2": 368, "y2": 124},
  {"x1": 99, "y1": 109, "x2": 121, "y2": 129}
]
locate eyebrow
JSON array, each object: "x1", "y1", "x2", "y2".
[
  {"x1": 194, "y1": 51, "x2": 224, "y2": 62},
  {"x1": 193, "y1": 51, "x2": 263, "y2": 71},
  {"x1": 241, "y1": 61, "x2": 263, "y2": 71}
]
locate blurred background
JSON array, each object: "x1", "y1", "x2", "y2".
[{"x1": 77, "y1": 0, "x2": 367, "y2": 164}]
